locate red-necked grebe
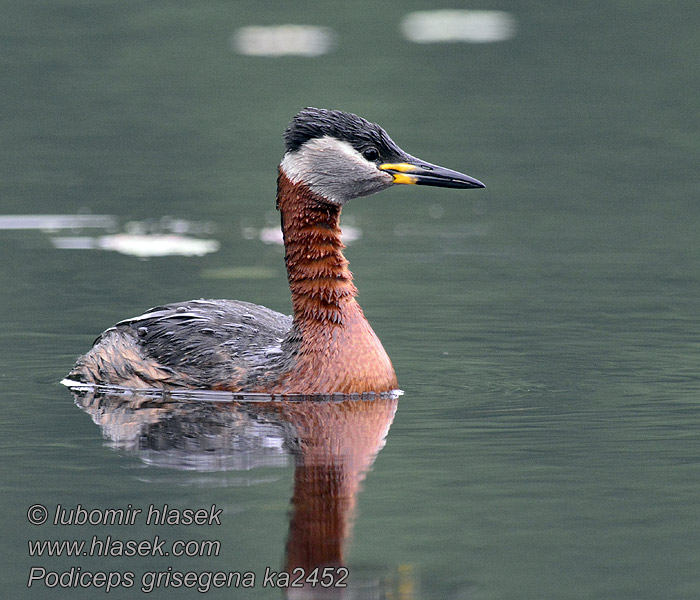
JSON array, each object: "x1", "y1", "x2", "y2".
[{"x1": 67, "y1": 108, "x2": 484, "y2": 393}]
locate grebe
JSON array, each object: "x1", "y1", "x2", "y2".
[{"x1": 67, "y1": 108, "x2": 484, "y2": 394}]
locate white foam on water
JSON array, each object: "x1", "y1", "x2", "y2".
[
  {"x1": 232, "y1": 25, "x2": 336, "y2": 57},
  {"x1": 401, "y1": 10, "x2": 517, "y2": 44}
]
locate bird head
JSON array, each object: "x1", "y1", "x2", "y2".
[{"x1": 280, "y1": 107, "x2": 484, "y2": 205}]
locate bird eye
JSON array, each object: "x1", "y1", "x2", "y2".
[{"x1": 363, "y1": 148, "x2": 379, "y2": 161}]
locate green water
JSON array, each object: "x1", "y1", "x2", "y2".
[{"x1": 2, "y1": 1, "x2": 700, "y2": 598}]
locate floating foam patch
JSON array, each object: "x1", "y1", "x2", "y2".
[
  {"x1": 401, "y1": 10, "x2": 517, "y2": 44},
  {"x1": 52, "y1": 234, "x2": 219, "y2": 257},
  {"x1": 232, "y1": 25, "x2": 336, "y2": 57},
  {"x1": 0, "y1": 214, "x2": 116, "y2": 231}
]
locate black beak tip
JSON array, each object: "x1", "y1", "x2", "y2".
[
  {"x1": 410, "y1": 160, "x2": 485, "y2": 190},
  {"x1": 464, "y1": 177, "x2": 486, "y2": 189},
  {"x1": 415, "y1": 172, "x2": 486, "y2": 190}
]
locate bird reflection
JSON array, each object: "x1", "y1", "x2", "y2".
[{"x1": 68, "y1": 387, "x2": 412, "y2": 598}]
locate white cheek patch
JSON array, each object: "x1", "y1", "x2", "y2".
[
  {"x1": 280, "y1": 137, "x2": 392, "y2": 204},
  {"x1": 281, "y1": 137, "x2": 366, "y2": 182}
]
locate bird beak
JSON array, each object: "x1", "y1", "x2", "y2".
[{"x1": 379, "y1": 158, "x2": 485, "y2": 189}]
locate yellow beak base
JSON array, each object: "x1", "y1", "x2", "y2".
[{"x1": 379, "y1": 163, "x2": 419, "y2": 185}]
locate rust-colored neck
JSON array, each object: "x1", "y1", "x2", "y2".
[
  {"x1": 273, "y1": 170, "x2": 397, "y2": 394},
  {"x1": 277, "y1": 170, "x2": 357, "y2": 327}
]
